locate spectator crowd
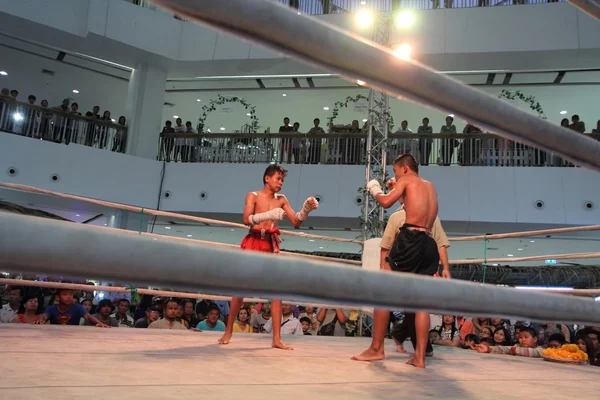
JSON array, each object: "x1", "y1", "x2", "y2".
[
  {"x1": 0, "y1": 87, "x2": 127, "y2": 152},
  {"x1": 1, "y1": 283, "x2": 598, "y2": 367}
]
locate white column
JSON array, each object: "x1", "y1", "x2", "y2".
[{"x1": 125, "y1": 62, "x2": 167, "y2": 159}]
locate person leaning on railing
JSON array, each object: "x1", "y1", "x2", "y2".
[{"x1": 307, "y1": 118, "x2": 325, "y2": 164}]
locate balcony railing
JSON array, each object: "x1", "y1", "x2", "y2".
[
  {"x1": 0, "y1": 96, "x2": 127, "y2": 153},
  {"x1": 126, "y1": 0, "x2": 565, "y2": 16},
  {"x1": 157, "y1": 132, "x2": 599, "y2": 166}
]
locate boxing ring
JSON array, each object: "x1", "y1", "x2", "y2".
[{"x1": 2, "y1": 0, "x2": 600, "y2": 398}]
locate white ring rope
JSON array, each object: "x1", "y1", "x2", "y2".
[
  {"x1": 2, "y1": 182, "x2": 600, "y2": 248},
  {"x1": 151, "y1": 0, "x2": 600, "y2": 172},
  {"x1": 451, "y1": 252, "x2": 600, "y2": 265},
  {"x1": 0, "y1": 212, "x2": 599, "y2": 325}
]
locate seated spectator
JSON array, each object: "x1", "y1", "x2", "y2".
[
  {"x1": 79, "y1": 299, "x2": 94, "y2": 325},
  {"x1": 544, "y1": 322, "x2": 571, "y2": 343},
  {"x1": 213, "y1": 300, "x2": 230, "y2": 323},
  {"x1": 300, "y1": 317, "x2": 312, "y2": 335},
  {"x1": 134, "y1": 305, "x2": 161, "y2": 328},
  {"x1": 456, "y1": 316, "x2": 474, "y2": 342},
  {"x1": 577, "y1": 328, "x2": 600, "y2": 348},
  {"x1": 111, "y1": 298, "x2": 134, "y2": 328},
  {"x1": 0, "y1": 286, "x2": 23, "y2": 323},
  {"x1": 182, "y1": 300, "x2": 200, "y2": 329},
  {"x1": 195, "y1": 298, "x2": 215, "y2": 321},
  {"x1": 232, "y1": 307, "x2": 253, "y2": 333},
  {"x1": 299, "y1": 306, "x2": 319, "y2": 335},
  {"x1": 85, "y1": 299, "x2": 119, "y2": 327},
  {"x1": 37, "y1": 289, "x2": 108, "y2": 327},
  {"x1": 476, "y1": 326, "x2": 542, "y2": 358},
  {"x1": 462, "y1": 333, "x2": 480, "y2": 350},
  {"x1": 576, "y1": 335, "x2": 598, "y2": 366},
  {"x1": 547, "y1": 333, "x2": 567, "y2": 349},
  {"x1": 429, "y1": 329, "x2": 441, "y2": 343},
  {"x1": 478, "y1": 326, "x2": 493, "y2": 340},
  {"x1": 433, "y1": 315, "x2": 461, "y2": 347},
  {"x1": 250, "y1": 305, "x2": 272, "y2": 333},
  {"x1": 316, "y1": 308, "x2": 349, "y2": 336},
  {"x1": 263, "y1": 304, "x2": 303, "y2": 336},
  {"x1": 149, "y1": 299, "x2": 188, "y2": 330},
  {"x1": 176, "y1": 303, "x2": 188, "y2": 328},
  {"x1": 10, "y1": 293, "x2": 42, "y2": 324},
  {"x1": 492, "y1": 327, "x2": 513, "y2": 346},
  {"x1": 197, "y1": 306, "x2": 226, "y2": 331}
]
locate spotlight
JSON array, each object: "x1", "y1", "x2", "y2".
[
  {"x1": 559, "y1": 110, "x2": 567, "y2": 115},
  {"x1": 72, "y1": 89, "x2": 79, "y2": 94},
  {"x1": 196, "y1": 99, "x2": 201, "y2": 102},
  {"x1": 323, "y1": 106, "x2": 330, "y2": 110},
  {"x1": 12, "y1": 112, "x2": 23, "y2": 122},
  {"x1": 395, "y1": 11, "x2": 415, "y2": 28},
  {"x1": 393, "y1": 43, "x2": 411, "y2": 60},
  {"x1": 220, "y1": 126, "x2": 225, "y2": 131},
  {"x1": 173, "y1": 115, "x2": 179, "y2": 118},
  {"x1": 356, "y1": 9, "x2": 374, "y2": 28},
  {"x1": 356, "y1": 79, "x2": 366, "y2": 86},
  {"x1": 0, "y1": 71, "x2": 7, "y2": 76}
]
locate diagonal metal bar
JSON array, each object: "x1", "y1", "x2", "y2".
[
  {"x1": 568, "y1": 0, "x2": 600, "y2": 21},
  {"x1": 151, "y1": 0, "x2": 600, "y2": 172}
]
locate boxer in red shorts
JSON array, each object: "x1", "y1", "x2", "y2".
[{"x1": 218, "y1": 164, "x2": 318, "y2": 350}]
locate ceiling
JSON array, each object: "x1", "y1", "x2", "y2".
[{"x1": 2, "y1": 187, "x2": 599, "y2": 268}]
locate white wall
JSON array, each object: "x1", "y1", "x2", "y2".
[
  {"x1": 1, "y1": 133, "x2": 599, "y2": 226},
  {"x1": 162, "y1": 85, "x2": 600, "y2": 135}
]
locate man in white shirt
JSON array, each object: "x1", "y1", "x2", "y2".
[
  {"x1": 1, "y1": 287, "x2": 23, "y2": 323},
  {"x1": 110, "y1": 298, "x2": 134, "y2": 328},
  {"x1": 263, "y1": 304, "x2": 303, "y2": 336}
]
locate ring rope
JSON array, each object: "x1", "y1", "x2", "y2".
[
  {"x1": 2, "y1": 182, "x2": 600, "y2": 246},
  {"x1": 1, "y1": 212, "x2": 598, "y2": 325},
  {"x1": 450, "y1": 252, "x2": 600, "y2": 265},
  {"x1": 0, "y1": 182, "x2": 362, "y2": 244}
]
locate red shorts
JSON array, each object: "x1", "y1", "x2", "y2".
[{"x1": 240, "y1": 229, "x2": 281, "y2": 253}]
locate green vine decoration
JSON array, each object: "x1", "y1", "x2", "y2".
[
  {"x1": 497, "y1": 90, "x2": 546, "y2": 119},
  {"x1": 327, "y1": 94, "x2": 395, "y2": 132},
  {"x1": 197, "y1": 94, "x2": 259, "y2": 133}
]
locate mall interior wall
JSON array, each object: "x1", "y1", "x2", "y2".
[{"x1": 1, "y1": 133, "x2": 598, "y2": 226}]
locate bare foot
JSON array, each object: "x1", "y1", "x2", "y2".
[
  {"x1": 406, "y1": 354, "x2": 426, "y2": 368},
  {"x1": 218, "y1": 333, "x2": 232, "y2": 345},
  {"x1": 396, "y1": 345, "x2": 407, "y2": 353},
  {"x1": 351, "y1": 347, "x2": 385, "y2": 361},
  {"x1": 272, "y1": 339, "x2": 294, "y2": 350}
]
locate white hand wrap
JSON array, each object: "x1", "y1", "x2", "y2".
[
  {"x1": 367, "y1": 179, "x2": 383, "y2": 198},
  {"x1": 295, "y1": 197, "x2": 319, "y2": 222},
  {"x1": 248, "y1": 208, "x2": 285, "y2": 225}
]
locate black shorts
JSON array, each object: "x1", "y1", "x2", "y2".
[{"x1": 386, "y1": 224, "x2": 439, "y2": 276}]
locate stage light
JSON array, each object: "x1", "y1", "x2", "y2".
[
  {"x1": 395, "y1": 11, "x2": 415, "y2": 28},
  {"x1": 356, "y1": 9, "x2": 374, "y2": 28},
  {"x1": 393, "y1": 43, "x2": 411, "y2": 60},
  {"x1": 356, "y1": 80, "x2": 366, "y2": 86}
]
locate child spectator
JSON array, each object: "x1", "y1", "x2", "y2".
[
  {"x1": 37, "y1": 289, "x2": 109, "y2": 327},
  {"x1": 547, "y1": 333, "x2": 567, "y2": 349},
  {"x1": 300, "y1": 317, "x2": 312, "y2": 335},
  {"x1": 462, "y1": 334, "x2": 480, "y2": 350},
  {"x1": 476, "y1": 326, "x2": 542, "y2": 358}
]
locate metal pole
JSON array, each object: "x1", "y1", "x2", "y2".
[
  {"x1": 150, "y1": 0, "x2": 600, "y2": 172},
  {"x1": 1, "y1": 213, "x2": 599, "y2": 326}
]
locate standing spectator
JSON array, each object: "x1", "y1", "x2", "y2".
[
  {"x1": 37, "y1": 289, "x2": 108, "y2": 327},
  {"x1": 9, "y1": 89, "x2": 18, "y2": 99},
  {"x1": 0, "y1": 88, "x2": 10, "y2": 131},
  {"x1": 149, "y1": 299, "x2": 188, "y2": 330},
  {"x1": 182, "y1": 300, "x2": 200, "y2": 329},
  {"x1": 1, "y1": 287, "x2": 23, "y2": 323},
  {"x1": 161, "y1": 120, "x2": 175, "y2": 162},
  {"x1": 173, "y1": 117, "x2": 185, "y2": 162},
  {"x1": 22, "y1": 95, "x2": 37, "y2": 137},
  {"x1": 569, "y1": 115, "x2": 585, "y2": 133},
  {"x1": 66, "y1": 102, "x2": 81, "y2": 145},
  {"x1": 307, "y1": 118, "x2": 325, "y2": 164},
  {"x1": 279, "y1": 117, "x2": 294, "y2": 163},
  {"x1": 439, "y1": 116, "x2": 457, "y2": 166},
  {"x1": 291, "y1": 122, "x2": 303, "y2": 164},
  {"x1": 263, "y1": 303, "x2": 303, "y2": 336},
  {"x1": 84, "y1": 105, "x2": 101, "y2": 147},
  {"x1": 27, "y1": 95, "x2": 36, "y2": 104},
  {"x1": 417, "y1": 117, "x2": 433, "y2": 165},
  {"x1": 53, "y1": 98, "x2": 70, "y2": 143},
  {"x1": 184, "y1": 120, "x2": 197, "y2": 162},
  {"x1": 98, "y1": 110, "x2": 112, "y2": 149},
  {"x1": 10, "y1": 293, "x2": 42, "y2": 324},
  {"x1": 111, "y1": 298, "x2": 134, "y2": 328},
  {"x1": 112, "y1": 116, "x2": 127, "y2": 153},
  {"x1": 394, "y1": 120, "x2": 418, "y2": 160},
  {"x1": 197, "y1": 306, "x2": 226, "y2": 331},
  {"x1": 592, "y1": 120, "x2": 600, "y2": 134},
  {"x1": 85, "y1": 299, "x2": 119, "y2": 327},
  {"x1": 232, "y1": 307, "x2": 253, "y2": 333},
  {"x1": 134, "y1": 305, "x2": 161, "y2": 328}
]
